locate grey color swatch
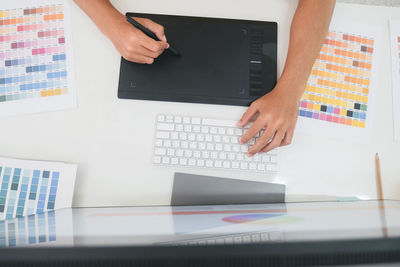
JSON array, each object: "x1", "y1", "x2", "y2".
[{"x1": 171, "y1": 172, "x2": 286, "y2": 206}]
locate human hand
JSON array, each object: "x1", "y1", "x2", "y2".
[
  {"x1": 237, "y1": 85, "x2": 301, "y2": 156},
  {"x1": 104, "y1": 16, "x2": 169, "y2": 64}
]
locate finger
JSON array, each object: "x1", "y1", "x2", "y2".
[
  {"x1": 123, "y1": 54, "x2": 154, "y2": 64},
  {"x1": 247, "y1": 127, "x2": 276, "y2": 156},
  {"x1": 281, "y1": 126, "x2": 295, "y2": 147},
  {"x1": 261, "y1": 129, "x2": 285, "y2": 153},
  {"x1": 240, "y1": 119, "x2": 265, "y2": 145},
  {"x1": 140, "y1": 37, "x2": 169, "y2": 53},
  {"x1": 137, "y1": 18, "x2": 167, "y2": 42},
  {"x1": 141, "y1": 45, "x2": 165, "y2": 58},
  {"x1": 237, "y1": 103, "x2": 258, "y2": 127}
]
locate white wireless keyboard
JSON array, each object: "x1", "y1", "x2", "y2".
[{"x1": 153, "y1": 114, "x2": 279, "y2": 173}]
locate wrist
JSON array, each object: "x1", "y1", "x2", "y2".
[
  {"x1": 273, "y1": 78, "x2": 305, "y2": 103},
  {"x1": 90, "y1": 3, "x2": 125, "y2": 39}
]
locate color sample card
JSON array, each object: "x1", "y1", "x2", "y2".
[
  {"x1": 296, "y1": 21, "x2": 381, "y2": 142},
  {"x1": 390, "y1": 20, "x2": 400, "y2": 141},
  {"x1": 0, "y1": 0, "x2": 76, "y2": 117},
  {"x1": 0, "y1": 157, "x2": 77, "y2": 220}
]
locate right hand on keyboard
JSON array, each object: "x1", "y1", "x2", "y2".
[{"x1": 237, "y1": 87, "x2": 300, "y2": 156}]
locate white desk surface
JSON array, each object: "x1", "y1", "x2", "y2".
[{"x1": 0, "y1": 0, "x2": 399, "y2": 207}]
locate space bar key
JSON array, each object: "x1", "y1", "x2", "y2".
[{"x1": 202, "y1": 118, "x2": 238, "y2": 127}]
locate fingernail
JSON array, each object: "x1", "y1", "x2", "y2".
[
  {"x1": 163, "y1": 35, "x2": 167, "y2": 42},
  {"x1": 246, "y1": 152, "x2": 252, "y2": 157},
  {"x1": 167, "y1": 43, "x2": 170, "y2": 48}
]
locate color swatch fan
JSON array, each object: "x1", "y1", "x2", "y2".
[
  {"x1": 0, "y1": 0, "x2": 76, "y2": 117},
  {"x1": 296, "y1": 22, "x2": 380, "y2": 142},
  {"x1": 0, "y1": 157, "x2": 77, "y2": 220}
]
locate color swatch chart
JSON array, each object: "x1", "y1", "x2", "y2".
[
  {"x1": 0, "y1": 211, "x2": 56, "y2": 247},
  {"x1": 0, "y1": 157, "x2": 77, "y2": 221},
  {"x1": 390, "y1": 20, "x2": 400, "y2": 141},
  {"x1": 0, "y1": 1, "x2": 76, "y2": 117},
  {"x1": 299, "y1": 30, "x2": 376, "y2": 129}
]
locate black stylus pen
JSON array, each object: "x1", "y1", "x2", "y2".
[{"x1": 126, "y1": 16, "x2": 180, "y2": 57}]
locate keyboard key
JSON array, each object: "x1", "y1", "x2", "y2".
[
  {"x1": 188, "y1": 133, "x2": 196, "y2": 141},
  {"x1": 179, "y1": 133, "x2": 187, "y2": 140},
  {"x1": 193, "y1": 125, "x2": 201, "y2": 132},
  {"x1": 164, "y1": 140, "x2": 171, "y2": 147},
  {"x1": 223, "y1": 161, "x2": 231, "y2": 168},
  {"x1": 156, "y1": 132, "x2": 169, "y2": 139},
  {"x1": 181, "y1": 141, "x2": 188, "y2": 148},
  {"x1": 240, "y1": 162, "x2": 248, "y2": 170},
  {"x1": 262, "y1": 155, "x2": 270, "y2": 162},
  {"x1": 171, "y1": 158, "x2": 179, "y2": 165},
  {"x1": 192, "y1": 117, "x2": 201, "y2": 124},
  {"x1": 215, "y1": 160, "x2": 222, "y2": 168},
  {"x1": 174, "y1": 116, "x2": 182, "y2": 123},
  {"x1": 232, "y1": 162, "x2": 239, "y2": 169},
  {"x1": 167, "y1": 149, "x2": 175, "y2": 156},
  {"x1": 226, "y1": 128, "x2": 234, "y2": 135},
  {"x1": 183, "y1": 117, "x2": 191, "y2": 124},
  {"x1": 157, "y1": 115, "x2": 165, "y2": 122},
  {"x1": 155, "y1": 139, "x2": 163, "y2": 147},
  {"x1": 157, "y1": 123, "x2": 174, "y2": 131},
  {"x1": 179, "y1": 158, "x2": 187, "y2": 165},
  {"x1": 171, "y1": 132, "x2": 179, "y2": 140},
  {"x1": 197, "y1": 159, "x2": 205, "y2": 167},
  {"x1": 249, "y1": 163, "x2": 257, "y2": 170},
  {"x1": 162, "y1": 157, "x2": 170, "y2": 164},
  {"x1": 199, "y1": 142, "x2": 206, "y2": 150},
  {"x1": 196, "y1": 134, "x2": 204, "y2": 142},
  {"x1": 206, "y1": 143, "x2": 214, "y2": 150},
  {"x1": 189, "y1": 142, "x2": 197, "y2": 149},
  {"x1": 184, "y1": 150, "x2": 192, "y2": 157},
  {"x1": 172, "y1": 140, "x2": 180, "y2": 148},
  {"x1": 201, "y1": 126, "x2": 209, "y2": 133},
  {"x1": 203, "y1": 118, "x2": 237, "y2": 127},
  {"x1": 188, "y1": 159, "x2": 196, "y2": 166},
  {"x1": 176, "y1": 124, "x2": 184, "y2": 132},
  {"x1": 155, "y1": 148, "x2": 166, "y2": 155},
  {"x1": 206, "y1": 160, "x2": 213, "y2": 167},
  {"x1": 176, "y1": 149, "x2": 184, "y2": 157},
  {"x1": 235, "y1": 128, "x2": 242, "y2": 135},
  {"x1": 193, "y1": 150, "x2": 201, "y2": 158},
  {"x1": 153, "y1": 156, "x2": 161, "y2": 163},
  {"x1": 166, "y1": 115, "x2": 174, "y2": 122},
  {"x1": 257, "y1": 164, "x2": 266, "y2": 171},
  {"x1": 184, "y1": 125, "x2": 192, "y2": 132}
]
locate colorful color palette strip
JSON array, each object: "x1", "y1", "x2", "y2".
[
  {"x1": 0, "y1": 166, "x2": 60, "y2": 220},
  {"x1": 299, "y1": 30, "x2": 375, "y2": 128},
  {"x1": 0, "y1": 4, "x2": 68, "y2": 103}
]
